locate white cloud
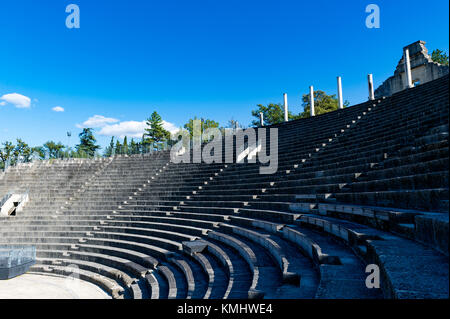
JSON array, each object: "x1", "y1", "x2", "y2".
[
  {"x1": 0, "y1": 93, "x2": 31, "y2": 108},
  {"x1": 99, "y1": 120, "x2": 147, "y2": 139},
  {"x1": 0, "y1": 101, "x2": 6, "y2": 106},
  {"x1": 76, "y1": 115, "x2": 119, "y2": 128},
  {"x1": 97, "y1": 119, "x2": 180, "y2": 139},
  {"x1": 79, "y1": 114, "x2": 179, "y2": 139},
  {"x1": 52, "y1": 106, "x2": 64, "y2": 112},
  {"x1": 162, "y1": 120, "x2": 180, "y2": 134}
]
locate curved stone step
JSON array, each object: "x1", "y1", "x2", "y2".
[
  {"x1": 297, "y1": 214, "x2": 449, "y2": 298},
  {"x1": 29, "y1": 264, "x2": 124, "y2": 299}
]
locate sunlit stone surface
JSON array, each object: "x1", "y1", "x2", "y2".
[{"x1": 0, "y1": 274, "x2": 110, "y2": 299}]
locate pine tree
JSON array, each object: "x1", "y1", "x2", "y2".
[
  {"x1": 104, "y1": 137, "x2": 115, "y2": 157},
  {"x1": 123, "y1": 136, "x2": 129, "y2": 155},
  {"x1": 143, "y1": 111, "x2": 171, "y2": 148},
  {"x1": 130, "y1": 139, "x2": 139, "y2": 154},
  {"x1": 76, "y1": 128, "x2": 100, "y2": 158},
  {"x1": 115, "y1": 140, "x2": 122, "y2": 155},
  {"x1": 431, "y1": 49, "x2": 449, "y2": 66}
]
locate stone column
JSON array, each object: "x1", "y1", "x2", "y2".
[
  {"x1": 283, "y1": 93, "x2": 288, "y2": 122},
  {"x1": 259, "y1": 112, "x2": 264, "y2": 127},
  {"x1": 368, "y1": 74, "x2": 375, "y2": 100},
  {"x1": 403, "y1": 48, "x2": 413, "y2": 89},
  {"x1": 337, "y1": 76, "x2": 344, "y2": 109},
  {"x1": 310, "y1": 86, "x2": 315, "y2": 117}
]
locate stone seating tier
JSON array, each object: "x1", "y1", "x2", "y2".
[{"x1": 0, "y1": 76, "x2": 448, "y2": 299}]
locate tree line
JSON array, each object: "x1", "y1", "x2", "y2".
[
  {"x1": 0, "y1": 111, "x2": 223, "y2": 170},
  {"x1": 0, "y1": 90, "x2": 348, "y2": 169},
  {"x1": 0, "y1": 129, "x2": 101, "y2": 169}
]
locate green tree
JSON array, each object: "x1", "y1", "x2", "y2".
[
  {"x1": 14, "y1": 139, "x2": 32, "y2": 162},
  {"x1": 43, "y1": 141, "x2": 65, "y2": 158},
  {"x1": 76, "y1": 128, "x2": 100, "y2": 158},
  {"x1": 0, "y1": 141, "x2": 15, "y2": 169},
  {"x1": 184, "y1": 117, "x2": 220, "y2": 138},
  {"x1": 251, "y1": 91, "x2": 350, "y2": 125},
  {"x1": 299, "y1": 90, "x2": 350, "y2": 118},
  {"x1": 123, "y1": 136, "x2": 129, "y2": 155},
  {"x1": 31, "y1": 146, "x2": 45, "y2": 159},
  {"x1": 143, "y1": 111, "x2": 171, "y2": 147},
  {"x1": 115, "y1": 140, "x2": 122, "y2": 155},
  {"x1": 104, "y1": 137, "x2": 115, "y2": 157},
  {"x1": 130, "y1": 138, "x2": 140, "y2": 154},
  {"x1": 431, "y1": 49, "x2": 449, "y2": 66},
  {"x1": 251, "y1": 103, "x2": 297, "y2": 126}
]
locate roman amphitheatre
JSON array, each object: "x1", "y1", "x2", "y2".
[{"x1": 0, "y1": 42, "x2": 448, "y2": 299}]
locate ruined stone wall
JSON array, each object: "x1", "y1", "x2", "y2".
[{"x1": 375, "y1": 41, "x2": 449, "y2": 98}]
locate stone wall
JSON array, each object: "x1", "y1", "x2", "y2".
[{"x1": 375, "y1": 41, "x2": 449, "y2": 98}]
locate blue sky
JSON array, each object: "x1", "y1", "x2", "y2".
[{"x1": 0, "y1": 0, "x2": 448, "y2": 149}]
